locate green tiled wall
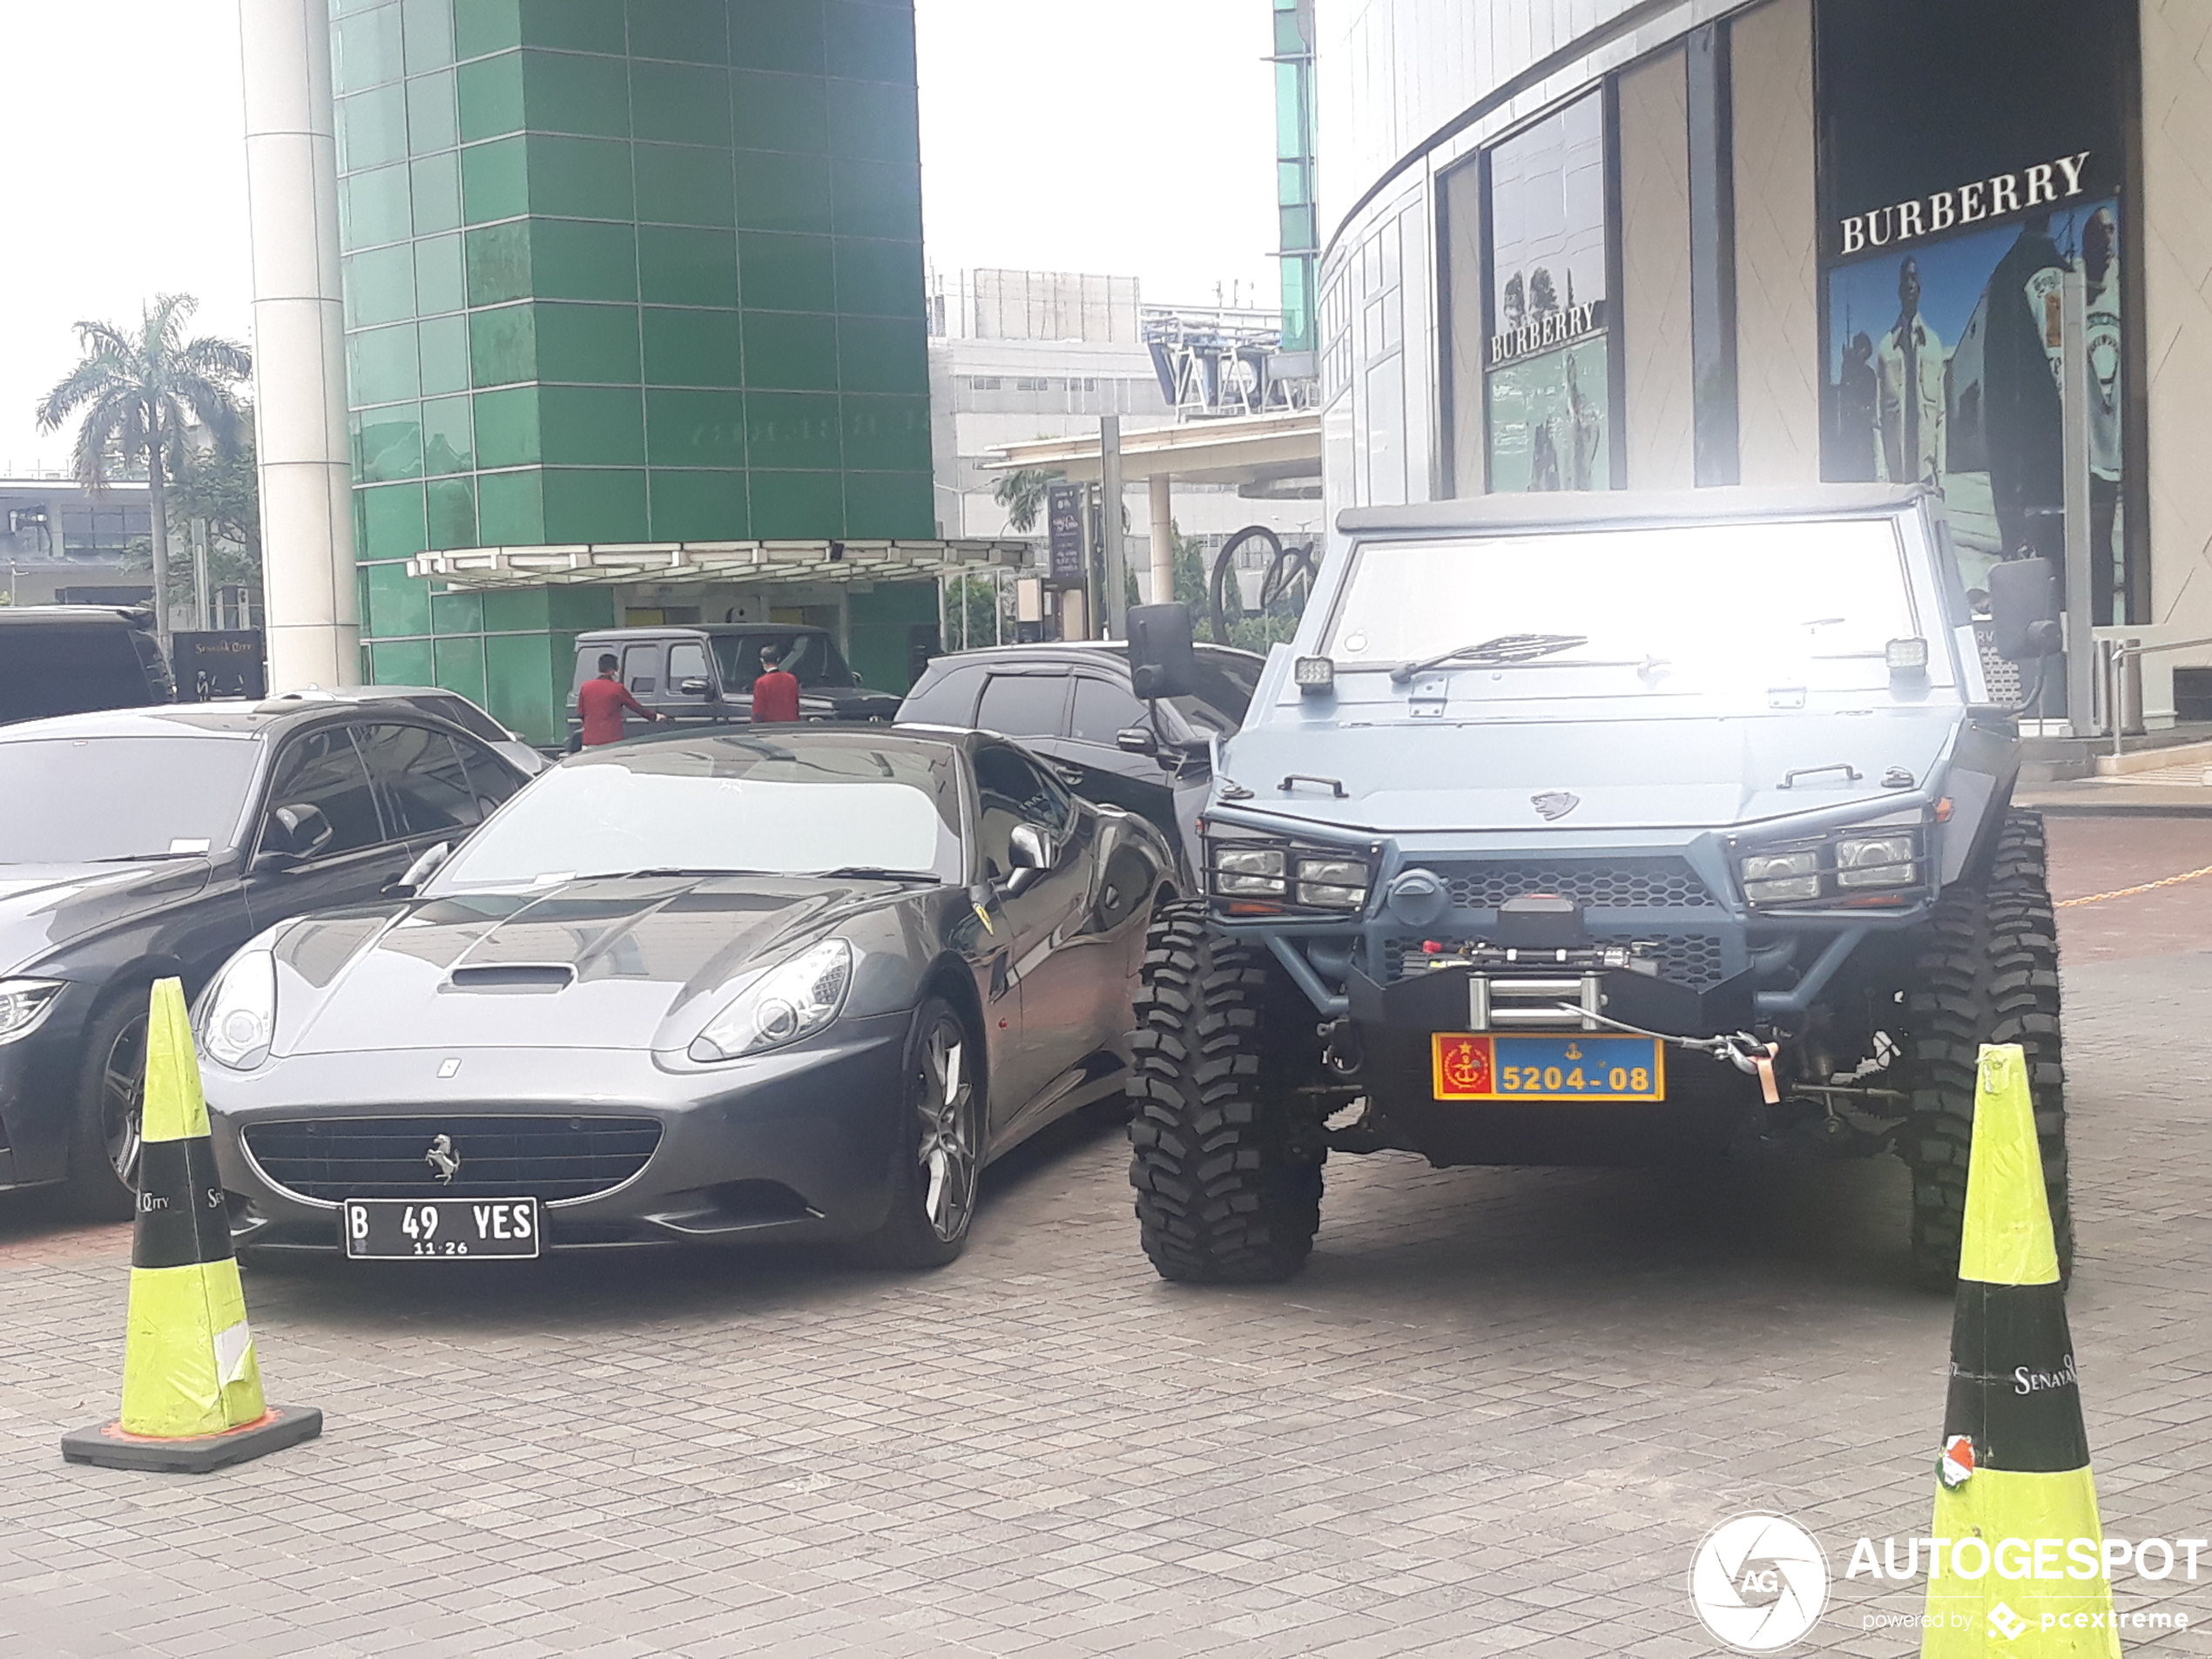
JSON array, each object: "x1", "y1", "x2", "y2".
[{"x1": 334, "y1": 0, "x2": 934, "y2": 741}]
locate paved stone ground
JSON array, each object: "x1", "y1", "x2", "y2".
[{"x1": 3, "y1": 824, "x2": 2211, "y2": 1658}]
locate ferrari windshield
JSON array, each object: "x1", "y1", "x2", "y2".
[
  {"x1": 1325, "y1": 519, "x2": 1919, "y2": 685},
  {"x1": 433, "y1": 737, "x2": 966, "y2": 890}
]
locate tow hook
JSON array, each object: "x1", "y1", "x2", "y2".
[
  {"x1": 1719, "y1": 1035, "x2": 1782, "y2": 1104},
  {"x1": 1320, "y1": 1018, "x2": 1363, "y2": 1077}
]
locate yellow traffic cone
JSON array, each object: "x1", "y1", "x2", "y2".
[
  {"x1": 62, "y1": 978, "x2": 321, "y2": 1473},
  {"x1": 1922, "y1": 1043, "x2": 2114, "y2": 1655}
]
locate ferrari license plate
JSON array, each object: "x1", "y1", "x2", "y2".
[
  {"x1": 1432, "y1": 1034, "x2": 1664, "y2": 1102},
  {"x1": 341, "y1": 1197, "x2": 541, "y2": 1259}
]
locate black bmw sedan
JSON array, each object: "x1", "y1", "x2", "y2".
[
  {"x1": 0, "y1": 703, "x2": 529, "y2": 1217},
  {"x1": 200, "y1": 726, "x2": 1174, "y2": 1267}
]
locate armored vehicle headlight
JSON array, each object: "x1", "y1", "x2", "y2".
[
  {"x1": 1298, "y1": 881, "x2": 1367, "y2": 909},
  {"x1": 1741, "y1": 851, "x2": 1818, "y2": 882},
  {"x1": 1214, "y1": 847, "x2": 1289, "y2": 898},
  {"x1": 1294, "y1": 855, "x2": 1369, "y2": 910},
  {"x1": 1297, "y1": 857, "x2": 1366, "y2": 887},
  {"x1": 1744, "y1": 874, "x2": 1824, "y2": 903},
  {"x1": 1835, "y1": 833, "x2": 1919, "y2": 887}
]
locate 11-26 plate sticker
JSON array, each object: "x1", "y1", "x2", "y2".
[{"x1": 1432, "y1": 1034, "x2": 1665, "y2": 1101}]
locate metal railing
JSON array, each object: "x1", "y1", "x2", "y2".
[{"x1": 2106, "y1": 635, "x2": 2212, "y2": 759}]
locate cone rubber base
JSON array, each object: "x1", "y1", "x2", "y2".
[{"x1": 61, "y1": 1405, "x2": 322, "y2": 1473}]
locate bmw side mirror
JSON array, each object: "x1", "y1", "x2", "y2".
[
  {"x1": 254, "y1": 802, "x2": 334, "y2": 871},
  {"x1": 1987, "y1": 557, "x2": 2062, "y2": 660},
  {"x1": 383, "y1": 840, "x2": 453, "y2": 898},
  {"x1": 1127, "y1": 603, "x2": 1197, "y2": 699}
]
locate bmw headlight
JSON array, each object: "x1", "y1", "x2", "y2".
[
  {"x1": 0, "y1": 979, "x2": 64, "y2": 1045},
  {"x1": 199, "y1": 951, "x2": 276, "y2": 1070},
  {"x1": 691, "y1": 939, "x2": 853, "y2": 1062}
]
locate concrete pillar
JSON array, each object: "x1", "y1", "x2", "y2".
[
  {"x1": 239, "y1": 0, "x2": 361, "y2": 691},
  {"x1": 1148, "y1": 472, "x2": 1174, "y2": 609}
]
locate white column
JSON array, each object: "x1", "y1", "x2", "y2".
[
  {"x1": 240, "y1": 0, "x2": 361, "y2": 691},
  {"x1": 1147, "y1": 471, "x2": 1174, "y2": 609}
]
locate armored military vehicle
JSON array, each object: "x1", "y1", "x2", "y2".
[{"x1": 1122, "y1": 486, "x2": 2066, "y2": 1291}]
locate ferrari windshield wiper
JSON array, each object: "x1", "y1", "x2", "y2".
[
  {"x1": 592, "y1": 867, "x2": 777, "y2": 879},
  {"x1": 1389, "y1": 633, "x2": 1592, "y2": 683},
  {"x1": 812, "y1": 866, "x2": 942, "y2": 884}
]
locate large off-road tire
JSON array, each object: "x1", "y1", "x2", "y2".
[
  {"x1": 1898, "y1": 810, "x2": 2070, "y2": 1292},
  {"x1": 1126, "y1": 902, "x2": 1325, "y2": 1283}
]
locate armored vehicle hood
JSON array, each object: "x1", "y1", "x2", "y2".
[{"x1": 1216, "y1": 705, "x2": 1959, "y2": 836}]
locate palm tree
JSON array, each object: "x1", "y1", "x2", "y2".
[
  {"x1": 37, "y1": 294, "x2": 252, "y2": 651},
  {"x1": 990, "y1": 468, "x2": 1056, "y2": 534}
]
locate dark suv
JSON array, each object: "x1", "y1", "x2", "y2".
[
  {"x1": 896, "y1": 642, "x2": 1264, "y2": 879},
  {"x1": 0, "y1": 701, "x2": 530, "y2": 1217},
  {"x1": 0, "y1": 606, "x2": 173, "y2": 725},
  {"x1": 570, "y1": 625, "x2": 900, "y2": 736}
]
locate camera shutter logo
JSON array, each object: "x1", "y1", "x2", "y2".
[{"x1": 1687, "y1": 1514, "x2": 1829, "y2": 1652}]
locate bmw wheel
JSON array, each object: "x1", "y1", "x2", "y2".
[
  {"x1": 853, "y1": 996, "x2": 982, "y2": 1269},
  {"x1": 57, "y1": 995, "x2": 148, "y2": 1221}
]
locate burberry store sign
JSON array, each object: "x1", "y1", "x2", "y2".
[{"x1": 1838, "y1": 151, "x2": 2094, "y2": 256}]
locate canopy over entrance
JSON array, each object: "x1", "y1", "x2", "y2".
[{"x1": 407, "y1": 538, "x2": 1028, "y2": 590}]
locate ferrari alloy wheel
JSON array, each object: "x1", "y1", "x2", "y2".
[
  {"x1": 915, "y1": 1010, "x2": 979, "y2": 1244},
  {"x1": 58, "y1": 995, "x2": 148, "y2": 1221},
  {"x1": 853, "y1": 996, "x2": 983, "y2": 1269}
]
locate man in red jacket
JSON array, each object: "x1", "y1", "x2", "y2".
[
  {"x1": 750, "y1": 644, "x2": 802, "y2": 723},
  {"x1": 577, "y1": 653, "x2": 663, "y2": 746}
]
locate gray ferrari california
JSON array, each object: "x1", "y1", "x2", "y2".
[{"x1": 198, "y1": 725, "x2": 1174, "y2": 1267}]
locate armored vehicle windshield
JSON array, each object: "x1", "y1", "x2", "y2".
[{"x1": 1324, "y1": 516, "x2": 1921, "y2": 694}]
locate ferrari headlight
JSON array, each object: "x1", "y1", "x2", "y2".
[
  {"x1": 691, "y1": 939, "x2": 853, "y2": 1062},
  {"x1": 200, "y1": 951, "x2": 276, "y2": 1070},
  {"x1": 0, "y1": 979, "x2": 64, "y2": 1045}
]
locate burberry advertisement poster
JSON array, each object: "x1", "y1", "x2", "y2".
[{"x1": 1815, "y1": 0, "x2": 2135, "y2": 619}]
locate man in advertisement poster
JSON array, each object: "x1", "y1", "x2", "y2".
[
  {"x1": 1874, "y1": 257, "x2": 1946, "y2": 487},
  {"x1": 2083, "y1": 206, "x2": 2123, "y2": 617},
  {"x1": 1979, "y1": 212, "x2": 2068, "y2": 564}
]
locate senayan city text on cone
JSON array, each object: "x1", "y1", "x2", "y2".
[{"x1": 1923, "y1": 1042, "x2": 2114, "y2": 1656}]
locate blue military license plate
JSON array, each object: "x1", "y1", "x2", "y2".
[{"x1": 1431, "y1": 1034, "x2": 1665, "y2": 1102}]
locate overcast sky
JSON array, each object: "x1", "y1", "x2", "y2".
[{"x1": 0, "y1": 0, "x2": 1278, "y2": 472}]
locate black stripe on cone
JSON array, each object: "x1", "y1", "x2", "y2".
[
  {"x1": 1944, "y1": 1281, "x2": 2091, "y2": 1474},
  {"x1": 131, "y1": 1138, "x2": 234, "y2": 1271}
]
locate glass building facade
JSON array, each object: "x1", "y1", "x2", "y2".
[
  {"x1": 330, "y1": 0, "x2": 934, "y2": 739},
  {"x1": 1271, "y1": 0, "x2": 1318, "y2": 354}
]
